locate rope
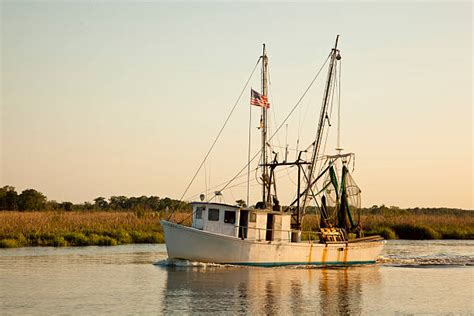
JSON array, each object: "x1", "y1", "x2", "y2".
[
  {"x1": 185, "y1": 167, "x2": 257, "y2": 201},
  {"x1": 224, "y1": 165, "x2": 294, "y2": 191},
  {"x1": 175, "y1": 57, "x2": 261, "y2": 204},
  {"x1": 209, "y1": 54, "x2": 331, "y2": 202},
  {"x1": 268, "y1": 54, "x2": 331, "y2": 146}
]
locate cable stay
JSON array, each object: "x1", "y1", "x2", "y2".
[
  {"x1": 204, "y1": 53, "x2": 332, "y2": 204},
  {"x1": 168, "y1": 57, "x2": 261, "y2": 221},
  {"x1": 176, "y1": 58, "x2": 262, "y2": 200}
]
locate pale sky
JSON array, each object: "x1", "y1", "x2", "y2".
[{"x1": 1, "y1": 1, "x2": 472, "y2": 209}]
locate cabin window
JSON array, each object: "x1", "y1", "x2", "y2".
[
  {"x1": 249, "y1": 212, "x2": 257, "y2": 223},
  {"x1": 208, "y1": 208, "x2": 220, "y2": 221},
  {"x1": 195, "y1": 207, "x2": 204, "y2": 219},
  {"x1": 224, "y1": 211, "x2": 236, "y2": 224}
]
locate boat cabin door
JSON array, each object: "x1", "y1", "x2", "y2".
[
  {"x1": 266, "y1": 214, "x2": 274, "y2": 241},
  {"x1": 238, "y1": 210, "x2": 248, "y2": 239}
]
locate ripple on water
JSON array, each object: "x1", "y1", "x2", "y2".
[{"x1": 377, "y1": 255, "x2": 474, "y2": 267}]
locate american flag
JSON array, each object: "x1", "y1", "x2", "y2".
[{"x1": 250, "y1": 89, "x2": 270, "y2": 108}]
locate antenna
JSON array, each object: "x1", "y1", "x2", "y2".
[{"x1": 285, "y1": 124, "x2": 289, "y2": 163}]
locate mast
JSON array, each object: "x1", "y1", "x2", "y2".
[
  {"x1": 300, "y1": 35, "x2": 341, "y2": 222},
  {"x1": 261, "y1": 44, "x2": 269, "y2": 205},
  {"x1": 336, "y1": 49, "x2": 343, "y2": 154}
]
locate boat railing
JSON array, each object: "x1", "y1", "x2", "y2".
[
  {"x1": 301, "y1": 230, "x2": 322, "y2": 242},
  {"x1": 235, "y1": 225, "x2": 322, "y2": 242}
]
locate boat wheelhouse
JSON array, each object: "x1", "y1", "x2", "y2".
[{"x1": 191, "y1": 202, "x2": 292, "y2": 242}]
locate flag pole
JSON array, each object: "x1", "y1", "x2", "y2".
[
  {"x1": 261, "y1": 44, "x2": 269, "y2": 206},
  {"x1": 246, "y1": 93, "x2": 252, "y2": 207}
]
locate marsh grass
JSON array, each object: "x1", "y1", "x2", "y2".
[
  {"x1": 0, "y1": 209, "x2": 472, "y2": 248},
  {"x1": 0, "y1": 211, "x2": 181, "y2": 247},
  {"x1": 302, "y1": 212, "x2": 473, "y2": 239}
]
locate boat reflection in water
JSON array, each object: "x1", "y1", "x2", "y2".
[{"x1": 159, "y1": 264, "x2": 381, "y2": 314}]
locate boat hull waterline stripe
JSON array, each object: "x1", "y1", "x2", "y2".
[{"x1": 225, "y1": 261, "x2": 375, "y2": 267}]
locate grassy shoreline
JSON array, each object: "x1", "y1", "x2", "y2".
[
  {"x1": 0, "y1": 210, "x2": 472, "y2": 248},
  {"x1": 0, "y1": 211, "x2": 184, "y2": 248}
]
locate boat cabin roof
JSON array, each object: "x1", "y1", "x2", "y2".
[
  {"x1": 191, "y1": 201, "x2": 285, "y2": 215},
  {"x1": 191, "y1": 201, "x2": 239, "y2": 209}
]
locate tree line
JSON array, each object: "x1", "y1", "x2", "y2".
[
  {"x1": 0, "y1": 186, "x2": 191, "y2": 212},
  {"x1": 0, "y1": 185, "x2": 471, "y2": 214}
]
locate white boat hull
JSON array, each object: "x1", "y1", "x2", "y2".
[{"x1": 161, "y1": 220, "x2": 384, "y2": 266}]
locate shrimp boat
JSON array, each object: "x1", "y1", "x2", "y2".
[{"x1": 161, "y1": 36, "x2": 384, "y2": 266}]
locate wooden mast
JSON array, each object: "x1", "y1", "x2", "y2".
[{"x1": 261, "y1": 44, "x2": 269, "y2": 206}]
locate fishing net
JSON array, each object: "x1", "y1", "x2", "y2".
[
  {"x1": 318, "y1": 166, "x2": 339, "y2": 227},
  {"x1": 315, "y1": 161, "x2": 362, "y2": 230},
  {"x1": 342, "y1": 167, "x2": 362, "y2": 227}
]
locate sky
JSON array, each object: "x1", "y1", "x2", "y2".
[{"x1": 1, "y1": 1, "x2": 472, "y2": 209}]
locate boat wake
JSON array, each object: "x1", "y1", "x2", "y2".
[
  {"x1": 377, "y1": 255, "x2": 473, "y2": 267},
  {"x1": 153, "y1": 258, "x2": 237, "y2": 268},
  {"x1": 154, "y1": 256, "x2": 473, "y2": 269}
]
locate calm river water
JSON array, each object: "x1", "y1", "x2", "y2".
[{"x1": 1, "y1": 240, "x2": 472, "y2": 315}]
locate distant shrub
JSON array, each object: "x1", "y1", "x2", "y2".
[
  {"x1": 52, "y1": 236, "x2": 67, "y2": 247},
  {"x1": 365, "y1": 227, "x2": 397, "y2": 240},
  {"x1": 439, "y1": 227, "x2": 474, "y2": 239},
  {"x1": 87, "y1": 233, "x2": 101, "y2": 245},
  {"x1": 25, "y1": 231, "x2": 42, "y2": 246},
  {"x1": 39, "y1": 233, "x2": 56, "y2": 246},
  {"x1": 393, "y1": 224, "x2": 441, "y2": 240},
  {"x1": 97, "y1": 236, "x2": 117, "y2": 246},
  {"x1": 15, "y1": 233, "x2": 27, "y2": 246},
  {"x1": 130, "y1": 231, "x2": 163, "y2": 243},
  {"x1": 0, "y1": 239, "x2": 19, "y2": 248},
  {"x1": 108, "y1": 230, "x2": 132, "y2": 244},
  {"x1": 64, "y1": 232, "x2": 89, "y2": 246}
]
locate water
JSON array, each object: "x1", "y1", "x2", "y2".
[{"x1": 0, "y1": 240, "x2": 472, "y2": 315}]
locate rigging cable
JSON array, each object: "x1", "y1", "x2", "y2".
[
  {"x1": 267, "y1": 67, "x2": 296, "y2": 185},
  {"x1": 222, "y1": 165, "x2": 294, "y2": 191},
  {"x1": 210, "y1": 54, "x2": 331, "y2": 201},
  {"x1": 173, "y1": 57, "x2": 262, "y2": 212},
  {"x1": 177, "y1": 53, "x2": 332, "y2": 227},
  {"x1": 185, "y1": 166, "x2": 259, "y2": 202},
  {"x1": 316, "y1": 64, "x2": 338, "y2": 180},
  {"x1": 178, "y1": 164, "x2": 293, "y2": 225},
  {"x1": 204, "y1": 161, "x2": 208, "y2": 201}
]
